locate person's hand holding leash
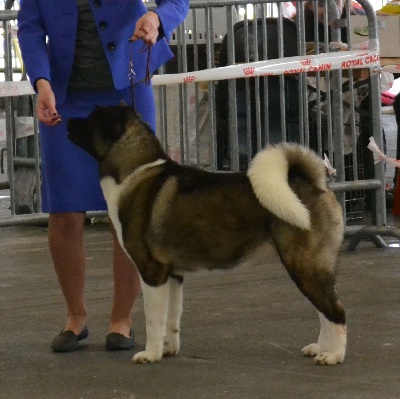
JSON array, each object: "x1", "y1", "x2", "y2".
[{"x1": 130, "y1": 11, "x2": 160, "y2": 46}]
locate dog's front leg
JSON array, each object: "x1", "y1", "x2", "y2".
[
  {"x1": 133, "y1": 279, "x2": 170, "y2": 364},
  {"x1": 163, "y1": 276, "x2": 183, "y2": 356}
]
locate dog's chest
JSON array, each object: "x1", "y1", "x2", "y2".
[
  {"x1": 99, "y1": 159, "x2": 167, "y2": 257},
  {"x1": 100, "y1": 176, "x2": 126, "y2": 254}
]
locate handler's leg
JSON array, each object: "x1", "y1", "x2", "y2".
[
  {"x1": 48, "y1": 212, "x2": 88, "y2": 335},
  {"x1": 109, "y1": 229, "x2": 141, "y2": 338}
]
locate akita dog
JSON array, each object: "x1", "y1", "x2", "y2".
[{"x1": 67, "y1": 104, "x2": 346, "y2": 365}]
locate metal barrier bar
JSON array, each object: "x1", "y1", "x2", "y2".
[
  {"x1": 357, "y1": 0, "x2": 386, "y2": 228},
  {"x1": 1, "y1": 10, "x2": 40, "y2": 219},
  {"x1": 3, "y1": 17, "x2": 15, "y2": 215}
]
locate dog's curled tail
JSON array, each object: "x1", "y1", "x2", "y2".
[{"x1": 247, "y1": 143, "x2": 328, "y2": 230}]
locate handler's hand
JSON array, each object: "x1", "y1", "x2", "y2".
[
  {"x1": 130, "y1": 11, "x2": 160, "y2": 46},
  {"x1": 36, "y1": 79, "x2": 62, "y2": 126}
]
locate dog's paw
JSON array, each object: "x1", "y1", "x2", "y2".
[
  {"x1": 163, "y1": 336, "x2": 180, "y2": 356},
  {"x1": 132, "y1": 351, "x2": 162, "y2": 364},
  {"x1": 301, "y1": 343, "x2": 321, "y2": 357},
  {"x1": 314, "y1": 351, "x2": 344, "y2": 365}
]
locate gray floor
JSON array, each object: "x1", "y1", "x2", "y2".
[
  {"x1": 0, "y1": 110, "x2": 400, "y2": 398},
  {"x1": 1, "y1": 222, "x2": 400, "y2": 399}
]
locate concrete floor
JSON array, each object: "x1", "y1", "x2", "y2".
[
  {"x1": 1, "y1": 217, "x2": 400, "y2": 399},
  {"x1": 1, "y1": 102, "x2": 400, "y2": 398}
]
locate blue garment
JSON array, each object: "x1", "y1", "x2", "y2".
[
  {"x1": 17, "y1": 0, "x2": 189, "y2": 213},
  {"x1": 17, "y1": 0, "x2": 189, "y2": 104},
  {"x1": 40, "y1": 85, "x2": 155, "y2": 213}
]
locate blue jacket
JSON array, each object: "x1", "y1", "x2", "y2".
[{"x1": 17, "y1": 0, "x2": 189, "y2": 104}]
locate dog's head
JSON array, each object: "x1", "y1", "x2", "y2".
[{"x1": 67, "y1": 103, "x2": 141, "y2": 161}]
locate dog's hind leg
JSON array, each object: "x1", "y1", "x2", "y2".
[
  {"x1": 163, "y1": 275, "x2": 183, "y2": 356},
  {"x1": 302, "y1": 311, "x2": 346, "y2": 365},
  {"x1": 274, "y1": 235, "x2": 346, "y2": 365},
  {"x1": 288, "y1": 266, "x2": 346, "y2": 365},
  {"x1": 287, "y1": 264, "x2": 346, "y2": 365},
  {"x1": 133, "y1": 279, "x2": 170, "y2": 364}
]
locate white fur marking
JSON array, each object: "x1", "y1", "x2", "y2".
[
  {"x1": 163, "y1": 278, "x2": 183, "y2": 356},
  {"x1": 302, "y1": 311, "x2": 346, "y2": 365},
  {"x1": 100, "y1": 159, "x2": 166, "y2": 259},
  {"x1": 133, "y1": 279, "x2": 170, "y2": 363}
]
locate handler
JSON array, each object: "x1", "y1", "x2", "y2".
[{"x1": 17, "y1": 0, "x2": 188, "y2": 352}]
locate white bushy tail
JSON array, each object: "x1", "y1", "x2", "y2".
[{"x1": 247, "y1": 144, "x2": 328, "y2": 230}]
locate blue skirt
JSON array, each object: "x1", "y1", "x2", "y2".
[{"x1": 39, "y1": 84, "x2": 155, "y2": 213}]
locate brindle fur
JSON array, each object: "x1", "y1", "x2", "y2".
[{"x1": 67, "y1": 104, "x2": 346, "y2": 363}]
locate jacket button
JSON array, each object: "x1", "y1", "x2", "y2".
[
  {"x1": 99, "y1": 21, "x2": 108, "y2": 29},
  {"x1": 93, "y1": 0, "x2": 102, "y2": 8},
  {"x1": 107, "y1": 42, "x2": 116, "y2": 50}
]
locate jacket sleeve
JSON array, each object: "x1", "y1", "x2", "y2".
[
  {"x1": 153, "y1": 0, "x2": 189, "y2": 41},
  {"x1": 17, "y1": 0, "x2": 52, "y2": 91}
]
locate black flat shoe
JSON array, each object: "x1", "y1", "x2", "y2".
[
  {"x1": 51, "y1": 327, "x2": 89, "y2": 352},
  {"x1": 106, "y1": 329, "x2": 134, "y2": 351}
]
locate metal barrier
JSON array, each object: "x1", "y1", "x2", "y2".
[
  {"x1": 0, "y1": 10, "x2": 42, "y2": 224},
  {"x1": 152, "y1": 0, "x2": 400, "y2": 248},
  {"x1": 1, "y1": 0, "x2": 400, "y2": 249}
]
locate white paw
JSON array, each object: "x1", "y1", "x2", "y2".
[
  {"x1": 314, "y1": 351, "x2": 344, "y2": 365},
  {"x1": 163, "y1": 333, "x2": 180, "y2": 356},
  {"x1": 301, "y1": 343, "x2": 321, "y2": 357},
  {"x1": 132, "y1": 350, "x2": 162, "y2": 364}
]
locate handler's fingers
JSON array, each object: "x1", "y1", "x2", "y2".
[
  {"x1": 37, "y1": 107, "x2": 62, "y2": 126},
  {"x1": 141, "y1": 30, "x2": 158, "y2": 46},
  {"x1": 129, "y1": 30, "x2": 157, "y2": 46},
  {"x1": 129, "y1": 11, "x2": 160, "y2": 44}
]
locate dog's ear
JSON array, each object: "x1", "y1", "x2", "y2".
[
  {"x1": 119, "y1": 100, "x2": 128, "y2": 107},
  {"x1": 67, "y1": 118, "x2": 99, "y2": 159}
]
